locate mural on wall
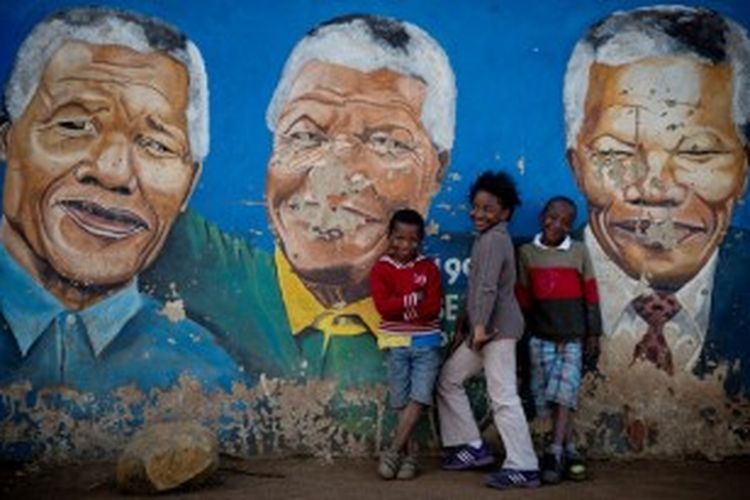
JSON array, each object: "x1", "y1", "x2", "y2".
[
  {"x1": 264, "y1": 15, "x2": 454, "y2": 382},
  {"x1": 0, "y1": 8, "x2": 241, "y2": 393},
  {"x1": 0, "y1": 1, "x2": 749, "y2": 462},
  {"x1": 145, "y1": 15, "x2": 458, "y2": 389},
  {"x1": 141, "y1": 14, "x2": 458, "y2": 454},
  {"x1": 563, "y1": 6, "x2": 750, "y2": 455}
]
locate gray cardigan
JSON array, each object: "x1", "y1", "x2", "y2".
[{"x1": 466, "y1": 222, "x2": 524, "y2": 341}]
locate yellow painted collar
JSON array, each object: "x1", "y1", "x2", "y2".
[{"x1": 274, "y1": 247, "x2": 382, "y2": 339}]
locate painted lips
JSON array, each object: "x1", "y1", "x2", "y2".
[
  {"x1": 285, "y1": 199, "x2": 383, "y2": 242},
  {"x1": 611, "y1": 218, "x2": 706, "y2": 245},
  {"x1": 60, "y1": 199, "x2": 149, "y2": 240}
]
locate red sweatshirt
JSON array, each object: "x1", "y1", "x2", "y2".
[{"x1": 370, "y1": 255, "x2": 443, "y2": 336}]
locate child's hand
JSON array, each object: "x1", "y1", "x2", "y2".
[
  {"x1": 450, "y1": 329, "x2": 465, "y2": 353},
  {"x1": 449, "y1": 312, "x2": 468, "y2": 352},
  {"x1": 584, "y1": 336, "x2": 600, "y2": 371},
  {"x1": 471, "y1": 325, "x2": 490, "y2": 351}
]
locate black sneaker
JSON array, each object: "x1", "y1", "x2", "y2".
[
  {"x1": 565, "y1": 451, "x2": 587, "y2": 481},
  {"x1": 541, "y1": 452, "x2": 563, "y2": 484}
]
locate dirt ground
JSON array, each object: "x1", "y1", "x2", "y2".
[{"x1": 2, "y1": 456, "x2": 749, "y2": 499}]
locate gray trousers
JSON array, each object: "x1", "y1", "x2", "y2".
[{"x1": 436, "y1": 338, "x2": 539, "y2": 470}]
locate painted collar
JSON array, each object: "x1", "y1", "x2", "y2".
[{"x1": 0, "y1": 240, "x2": 142, "y2": 357}]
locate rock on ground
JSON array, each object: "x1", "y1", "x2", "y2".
[{"x1": 116, "y1": 421, "x2": 218, "y2": 494}]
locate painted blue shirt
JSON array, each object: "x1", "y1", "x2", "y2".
[{"x1": 0, "y1": 243, "x2": 245, "y2": 394}]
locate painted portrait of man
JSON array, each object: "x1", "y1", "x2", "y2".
[
  {"x1": 264, "y1": 14, "x2": 455, "y2": 381},
  {"x1": 564, "y1": 6, "x2": 750, "y2": 391},
  {"x1": 0, "y1": 7, "x2": 240, "y2": 393},
  {"x1": 141, "y1": 15, "x2": 455, "y2": 388}
]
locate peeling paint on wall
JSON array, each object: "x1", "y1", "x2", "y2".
[
  {"x1": 0, "y1": 377, "x2": 397, "y2": 462},
  {"x1": 577, "y1": 353, "x2": 750, "y2": 459}
]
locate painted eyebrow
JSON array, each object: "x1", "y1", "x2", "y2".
[
  {"x1": 589, "y1": 134, "x2": 636, "y2": 148},
  {"x1": 43, "y1": 99, "x2": 109, "y2": 121},
  {"x1": 145, "y1": 115, "x2": 187, "y2": 142},
  {"x1": 363, "y1": 124, "x2": 415, "y2": 135},
  {"x1": 282, "y1": 115, "x2": 326, "y2": 135},
  {"x1": 146, "y1": 115, "x2": 171, "y2": 135},
  {"x1": 675, "y1": 132, "x2": 731, "y2": 152}
]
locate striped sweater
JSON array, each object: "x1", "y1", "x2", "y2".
[
  {"x1": 370, "y1": 255, "x2": 442, "y2": 344},
  {"x1": 515, "y1": 235, "x2": 602, "y2": 342}
]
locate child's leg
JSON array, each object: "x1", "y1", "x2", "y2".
[
  {"x1": 436, "y1": 343, "x2": 484, "y2": 447},
  {"x1": 389, "y1": 401, "x2": 424, "y2": 453},
  {"x1": 528, "y1": 336, "x2": 553, "y2": 427},
  {"x1": 564, "y1": 410, "x2": 575, "y2": 448},
  {"x1": 555, "y1": 340, "x2": 582, "y2": 453},
  {"x1": 407, "y1": 436, "x2": 419, "y2": 457},
  {"x1": 551, "y1": 403, "x2": 570, "y2": 449},
  {"x1": 379, "y1": 347, "x2": 410, "y2": 480},
  {"x1": 392, "y1": 345, "x2": 441, "y2": 453},
  {"x1": 483, "y1": 338, "x2": 539, "y2": 471}
]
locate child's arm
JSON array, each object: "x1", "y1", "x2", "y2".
[
  {"x1": 470, "y1": 231, "x2": 507, "y2": 348},
  {"x1": 514, "y1": 245, "x2": 533, "y2": 315},
  {"x1": 581, "y1": 245, "x2": 603, "y2": 368},
  {"x1": 370, "y1": 262, "x2": 416, "y2": 321},
  {"x1": 581, "y1": 246, "x2": 602, "y2": 337}
]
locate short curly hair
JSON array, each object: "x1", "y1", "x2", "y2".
[
  {"x1": 469, "y1": 170, "x2": 522, "y2": 220},
  {"x1": 541, "y1": 195, "x2": 577, "y2": 222},
  {"x1": 388, "y1": 208, "x2": 425, "y2": 240}
]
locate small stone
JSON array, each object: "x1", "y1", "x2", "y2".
[{"x1": 116, "y1": 421, "x2": 219, "y2": 494}]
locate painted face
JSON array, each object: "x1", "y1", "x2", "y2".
[
  {"x1": 541, "y1": 201, "x2": 575, "y2": 247},
  {"x1": 470, "y1": 190, "x2": 508, "y2": 233},
  {"x1": 387, "y1": 221, "x2": 422, "y2": 264},
  {"x1": 570, "y1": 57, "x2": 748, "y2": 288},
  {"x1": 2, "y1": 41, "x2": 198, "y2": 286},
  {"x1": 266, "y1": 60, "x2": 443, "y2": 286}
]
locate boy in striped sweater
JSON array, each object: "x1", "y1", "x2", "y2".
[
  {"x1": 371, "y1": 209, "x2": 443, "y2": 480},
  {"x1": 516, "y1": 196, "x2": 602, "y2": 484}
]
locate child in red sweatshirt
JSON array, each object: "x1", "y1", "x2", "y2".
[{"x1": 371, "y1": 208, "x2": 443, "y2": 480}]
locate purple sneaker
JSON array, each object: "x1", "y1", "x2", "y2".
[
  {"x1": 485, "y1": 468, "x2": 541, "y2": 490},
  {"x1": 442, "y1": 443, "x2": 494, "y2": 470}
]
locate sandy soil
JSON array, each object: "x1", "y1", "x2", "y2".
[{"x1": 2, "y1": 455, "x2": 748, "y2": 499}]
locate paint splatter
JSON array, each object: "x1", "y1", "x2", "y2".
[
  {"x1": 517, "y1": 155, "x2": 526, "y2": 176},
  {"x1": 161, "y1": 299, "x2": 187, "y2": 323}
]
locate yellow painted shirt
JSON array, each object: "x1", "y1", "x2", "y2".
[{"x1": 275, "y1": 248, "x2": 408, "y2": 349}]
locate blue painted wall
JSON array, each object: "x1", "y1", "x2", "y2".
[{"x1": 1, "y1": 0, "x2": 749, "y2": 461}]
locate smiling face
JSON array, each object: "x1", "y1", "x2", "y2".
[
  {"x1": 569, "y1": 57, "x2": 748, "y2": 288},
  {"x1": 388, "y1": 221, "x2": 422, "y2": 264},
  {"x1": 1, "y1": 41, "x2": 198, "y2": 286},
  {"x1": 266, "y1": 60, "x2": 443, "y2": 288},
  {"x1": 540, "y1": 200, "x2": 575, "y2": 247},
  {"x1": 470, "y1": 190, "x2": 508, "y2": 233}
]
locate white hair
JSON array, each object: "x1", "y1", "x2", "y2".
[
  {"x1": 266, "y1": 15, "x2": 455, "y2": 153},
  {"x1": 564, "y1": 5, "x2": 750, "y2": 148},
  {"x1": 4, "y1": 7, "x2": 209, "y2": 162}
]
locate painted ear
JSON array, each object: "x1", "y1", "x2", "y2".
[
  {"x1": 740, "y1": 146, "x2": 750, "y2": 199},
  {"x1": 436, "y1": 150, "x2": 451, "y2": 184},
  {"x1": 566, "y1": 148, "x2": 584, "y2": 189},
  {"x1": 181, "y1": 162, "x2": 203, "y2": 212},
  {"x1": 0, "y1": 119, "x2": 10, "y2": 162}
]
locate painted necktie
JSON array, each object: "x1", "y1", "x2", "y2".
[{"x1": 630, "y1": 293, "x2": 682, "y2": 375}]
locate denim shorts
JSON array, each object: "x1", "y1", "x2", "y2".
[{"x1": 386, "y1": 345, "x2": 442, "y2": 409}]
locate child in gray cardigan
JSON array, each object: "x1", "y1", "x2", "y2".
[{"x1": 436, "y1": 171, "x2": 540, "y2": 490}]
